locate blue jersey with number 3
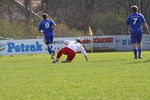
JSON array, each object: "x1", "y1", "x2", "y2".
[
  {"x1": 39, "y1": 19, "x2": 56, "y2": 36},
  {"x1": 126, "y1": 13, "x2": 146, "y2": 34}
]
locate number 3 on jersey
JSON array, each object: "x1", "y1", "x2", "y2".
[
  {"x1": 45, "y1": 23, "x2": 49, "y2": 28},
  {"x1": 133, "y1": 18, "x2": 138, "y2": 24}
]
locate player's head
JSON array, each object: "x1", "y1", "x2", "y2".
[
  {"x1": 131, "y1": 5, "x2": 138, "y2": 13},
  {"x1": 76, "y1": 38, "x2": 82, "y2": 43},
  {"x1": 42, "y1": 13, "x2": 48, "y2": 19}
]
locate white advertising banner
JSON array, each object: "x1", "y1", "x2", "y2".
[
  {"x1": 0, "y1": 38, "x2": 77, "y2": 55},
  {"x1": 114, "y1": 35, "x2": 150, "y2": 51},
  {"x1": 0, "y1": 35, "x2": 150, "y2": 55},
  {"x1": 0, "y1": 39, "x2": 47, "y2": 55}
]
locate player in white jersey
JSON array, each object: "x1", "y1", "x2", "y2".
[{"x1": 52, "y1": 38, "x2": 88, "y2": 63}]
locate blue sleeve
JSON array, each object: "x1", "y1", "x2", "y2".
[
  {"x1": 51, "y1": 20, "x2": 56, "y2": 26},
  {"x1": 38, "y1": 22, "x2": 43, "y2": 31},
  {"x1": 126, "y1": 16, "x2": 130, "y2": 25},
  {"x1": 141, "y1": 14, "x2": 146, "y2": 23}
]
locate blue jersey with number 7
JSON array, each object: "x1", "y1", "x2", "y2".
[
  {"x1": 39, "y1": 19, "x2": 56, "y2": 36},
  {"x1": 126, "y1": 13, "x2": 146, "y2": 34}
]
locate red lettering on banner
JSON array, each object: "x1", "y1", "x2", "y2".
[
  {"x1": 82, "y1": 37, "x2": 113, "y2": 44},
  {"x1": 82, "y1": 40, "x2": 91, "y2": 44},
  {"x1": 93, "y1": 37, "x2": 113, "y2": 43}
]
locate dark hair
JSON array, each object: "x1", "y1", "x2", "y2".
[
  {"x1": 42, "y1": 13, "x2": 48, "y2": 19},
  {"x1": 131, "y1": 5, "x2": 138, "y2": 12},
  {"x1": 76, "y1": 38, "x2": 82, "y2": 43}
]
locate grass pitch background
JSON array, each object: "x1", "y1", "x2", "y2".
[{"x1": 0, "y1": 52, "x2": 150, "y2": 100}]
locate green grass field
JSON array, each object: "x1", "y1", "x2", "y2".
[{"x1": 0, "y1": 52, "x2": 150, "y2": 100}]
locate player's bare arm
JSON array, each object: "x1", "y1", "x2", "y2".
[
  {"x1": 84, "y1": 56, "x2": 88, "y2": 62},
  {"x1": 144, "y1": 23, "x2": 150, "y2": 35},
  {"x1": 126, "y1": 25, "x2": 130, "y2": 35},
  {"x1": 52, "y1": 24, "x2": 56, "y2": 32}
]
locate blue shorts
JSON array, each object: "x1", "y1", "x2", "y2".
[
  {"x1": 131, "y1": 34, "x2": 142, "y2": 44},
  {"x1": 44, "y1": 34, "x2": 54, "y2": 44}
]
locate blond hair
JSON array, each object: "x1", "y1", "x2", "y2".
[
  {"x1": 42, "y1": 13, "x2": 48, "y2": 19},
  {"x1": 131, "y1": 5, "x2": 138, "y2": 12}
]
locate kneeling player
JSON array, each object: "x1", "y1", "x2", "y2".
[{"x1": 52, "y1": 38, "x2": 88, "y2": 63}]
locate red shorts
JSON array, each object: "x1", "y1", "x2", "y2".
[{"x1": 56, "y1": 47, "x2": 76, "y2": 62}]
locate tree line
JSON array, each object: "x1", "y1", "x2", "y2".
[{"x1": 0, "y1": 0, "x2": 150, "y2": 39}]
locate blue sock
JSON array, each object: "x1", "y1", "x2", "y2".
[
  {"x1": 133, "y1": 48, "x2": 137, "y2": 58},
  {"x1": 138, "y1": 48, "x2": 142, "y2": 57},
  {"x1": 48, "y1": 46, "x2": 52, "y2": 55}
]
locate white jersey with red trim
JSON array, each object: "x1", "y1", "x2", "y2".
[{"x1": 67, "y1": 41, "x2": 87, "y2": 56}]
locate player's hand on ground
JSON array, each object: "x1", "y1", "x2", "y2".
[{"x1": 85, "y1": 56, "x2": 88, "y2": 62}]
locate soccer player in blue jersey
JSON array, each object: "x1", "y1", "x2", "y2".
[
  {"x1": 126, "y1": 5, "x2": 150, "y2": 59},
  {"x1": 39, "y1": 13, "x2": 56, "y2": 59}
]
